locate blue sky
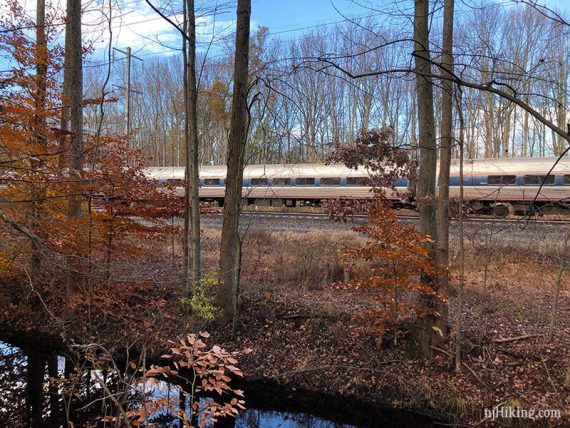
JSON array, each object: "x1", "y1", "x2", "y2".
[
  {"x1": 252, "y1": 0, "x2": 357, "y2": 34},
  {"x1": 3, "y1": 0, "x2": 570, "y2": 62}
]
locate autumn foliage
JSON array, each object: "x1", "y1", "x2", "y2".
[
  {"x1": 324, "y1": 128, "x2": 416, "y2": 220},
  {"x1": 338, "y1": 198, "x2": 444, "y2": 345},
  {"x1": 0, "y1": 4, "x2": 250, "y2": 424},
  {"x1": 328, "y1": 127, "x2": 443, "y2": 345},
  {"x1": 0, "y1": 1, "x2": 182, "y2": 319},
  {"x1": 143, "y1": 332, "x2": 249, "y2": 427},
  {"x1": 328, "y1": 128, "x2": 416, "y2": 189}
]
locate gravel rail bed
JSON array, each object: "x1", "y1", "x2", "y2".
[{"x1": 198, "y1": 212, "x2": 568, "y2": 244}]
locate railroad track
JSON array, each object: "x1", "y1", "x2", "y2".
[{"x1": 236, "y1": 210, "x2": 570, "y2": 226}]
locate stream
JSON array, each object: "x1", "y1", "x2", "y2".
[{"x1": 0, "y1": 340, "x2": 436, "y2": 427}]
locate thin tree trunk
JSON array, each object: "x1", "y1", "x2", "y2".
[
  {"x1": 437, "y1": 0, "x2": 454, "y2": 277},
  {"x1": 182, "y1": 0, "x2": 191, "y2": 299},
  {"x1": 67, "y1": 0, "x2": 83, "y2": 219},
  {"x1": 60, "y1": 3, "x2": 71, "y2": 169},
  {"x1": 502, "y1": 106, "x2": 511, "y2": 157},
  {"x1": 187, "y1": 0, "x2": 201, "y2": 291},
  {"x1": 182, "y1": 0, "x2": 201, "y2": 300},
  {"x1": 523, "y1": 99, "x2": 529, "y2": 157},
  {"x1": 217, "y1": 0, "x2": 251, "y2": 329},
  {"x1": 548, "y1": 227, "x2": 569, "y2": 341},
  {"x1": 35, "y1": 0, "x2": 47, "y2": 149},
  {"x1": 31, "y1": 0, "x2": 47, "y2": 277},
  {"x1": 455, "y1": 90, "x2": 465, "y2": 373}
]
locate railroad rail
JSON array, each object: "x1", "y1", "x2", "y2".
[{"x1": 234, "y1": 210, "x2": 570, "y2": 226}]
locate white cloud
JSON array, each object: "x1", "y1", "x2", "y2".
[{"x1": 3, "y1": 1, "x2": 252, "y2": 59}]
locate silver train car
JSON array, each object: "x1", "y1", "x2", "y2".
[{"x1": 144, "y1": 157, "x2": 570, "y2": 215}]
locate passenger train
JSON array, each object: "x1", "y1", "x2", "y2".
[{"x1": 145, "y1": 157, "x2": 570, "y2": 216}]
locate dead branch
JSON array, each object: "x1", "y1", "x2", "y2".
[
  {"x1": 431, "y1": 346, "x2": 490, "y2": 389},
  {"x1": 492, "y1": 333, "x2": 544, "y2": 343}
]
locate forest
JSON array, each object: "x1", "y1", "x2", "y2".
[
  {"x1": 0, "y1": 0, "x2": 569, "y2": 427},
  {"x1": 81, "y1": 2, "x2": 570, "y2": 165}
]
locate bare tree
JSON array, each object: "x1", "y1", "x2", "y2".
[
  {"x1": 410, "y1": 0, "x2": 447, "y2": 358},
  {"x1": 437, "y1": 0, "x2": 454, "y2": 272},
  {"x1": 217, "y1": 0, "x2": 251, "y2": 329},
  {"x1": 182, "y1": 0, "x2": 201, "y2": 299},
  {"x1": 436, "y1": 0, "x2": 454, "y2": 361},
  {"x1": 548, "y1": 226, "x2": 569, "y2": 341},
  {"x1": 455, "y1": 88, "x2": 465, "y2": 373},
  {"x1": 142, "y1": 0, "x2": 203, "y2": 300}
]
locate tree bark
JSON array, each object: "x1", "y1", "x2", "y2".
[
  {"x1": 35, "y1": 0, "x2": 47, "y2": 149},
  {"x1": 436, "y1": 0, "x2": 454, "y2": 360},
  {"x1": 548, "y1": 226, "x2": 569, "y2": 341},
  {"x1": 410, "y1": 0, "x2": 446, "y2": 358},
  {"x1": 66, "y1": 0, "x2": 83, "y2": 219},
  {"x1": 217, "y1": 0, "x2": 251, "y2": 328},
  {"x1": 182, "y1": 0, "x2": 201, "y2": 301},
  {"x1": 187, "y1": 0, "x2": 201, "y2": 293},
  {"x1": 31, "y1": 0, "x2": 47, "y2": 277},
  {"x1": 63, "y1": 0, "x2": 84, "y2": 301},
  {"x1": 437, "y1": 0, "x2": 454, "y2": 272},
  {"x1": 455, "y1": 89, "x2": 465, "y2": 373}
]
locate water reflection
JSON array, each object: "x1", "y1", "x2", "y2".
[
  {"x1": 234, "y1": 409, "x2": 354, "y2": 428},
  {"x1": 0, "y1": 341, "x2": 63, "y2": 427},
  {"x1": 0, "y1": 341, "x2": 433, "y2": 427}
]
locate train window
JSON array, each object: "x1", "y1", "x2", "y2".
[
  {"x1": 487, "y1": 175, "x2": 516, "y2": 185},
  {"x1": 296, "y1": 177, "x2": 315, "y2": 186},
  {"x1": 203, "y1": 178, "x2": 221, "y2": 186},
  {"x1": 166, "y1": 179, "x2": 184, "y2": 186},
  {"x1": 523, "y1": 175, "x2": 555, "y2": 185},
  {"x1": 272, "y1": 178, "x2": 291, "y2": 185},
  {"x1": 250, "y1": 178, "x2": 268, "y2": 186},
  {"x1": 320, "y1": 177, "x2": 341, "y2": 186},
  {"x1": 346, "y1": 177, "x2": 368, "y2": 186},
  {"x1": 564, "y1": 175, "x2": 570, "y2": 185}
]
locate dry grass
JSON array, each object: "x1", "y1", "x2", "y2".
[{"x1": 240, "y1": 229, "x2": 359, "y2": 292}]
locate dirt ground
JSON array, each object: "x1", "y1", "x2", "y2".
[
  {"x1": 0, "y1": 225, "x2": 568, "y2": 426},
  {"x1": 207, "y1": 227, "x2": 570, "y2": 426}
]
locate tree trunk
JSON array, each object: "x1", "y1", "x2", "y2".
[
  {"x1": 410, "y1": 0, "x2": 446, "y2": 358},
  {"x1": 455, "y1": 89, "x2": 465, "y2": 373},
  {"x1": 502, "y1": 106, "x2": 511, "y2": 157},
  {"x1": 64, "y1": 0, "x2": 83, "y2": 301},
  {"x1": 31, "y1": 0, "x2": 47, "y2": 277},
  {"x1": 35, "y1": 0, "x2": 47, "y2": 149},
  {"x1": 437, "y1": 0, "x2": 454, "y2": 274},
  {"x1": 182, "y1": 0, "x2": 201, "y2": 300},
  {"x1": 548, "y1": 227, "x2": 569, "y2": 341},
  {"x1": 436, "y1": 0, "x2": 454, "y2": 359},
  {"x1": 25, "y1": 350, "x2": 46, "y2": 428},
  {"x1": 66, "y1": 0, "x2": 83, "y2": 219},
  {"x1": 47, "y1": 354, "x2": 61, "y2": 426},
  {"x1": 217, "y1": 0, "x2": 251, "y2": 328}
]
